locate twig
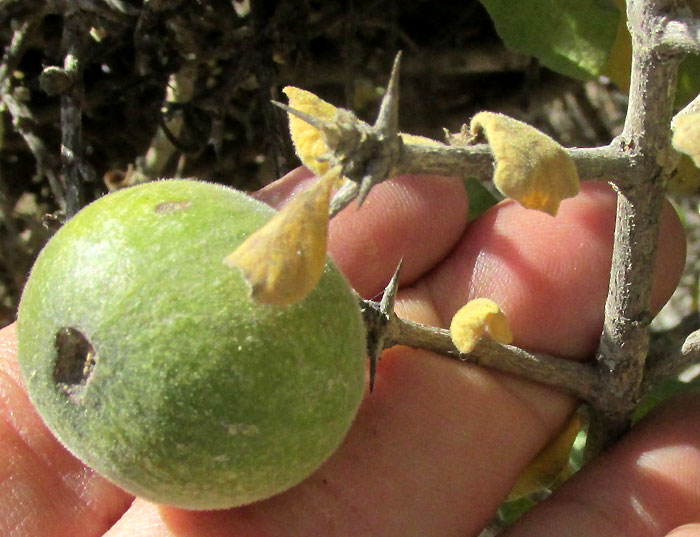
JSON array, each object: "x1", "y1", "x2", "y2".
[
  {"x1": 659, "y1": 17, "x2": 700, "y2": 55},
  {"x1": 587, "y1": 0, "x2": 684, "y2": 454},
  {"x1": 0, "y1": 19, "x2": 33, "y2": 96},
  {"x1": 379, "y1": 311, "x2": 599, "y2": 402},
  {"x1": 327, "y1": 140, "x2": 632, "y2": 216},
  {"x1": 394, "y1": 143, "x2": 632, "y2": 187},
  {"x1": 71, "y1": 0, "x2": 140, "y2": 21},
  {"x1": 59, "y1": 7, "x2": 90, "y2": 218},
  {"x1": 2, "y1": 93, "x2": 65, "y2": 212},
  {"x1": 644, "y1": 315, "x2": 700, "y2": 392},
  {"x1": 0, "y1": 14, "x2": 68, "y2": 210}
]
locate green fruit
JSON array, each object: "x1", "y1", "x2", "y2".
[{"x1": 17, "y1": 179, "x2": 366, "y2": 509}]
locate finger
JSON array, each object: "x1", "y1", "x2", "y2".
[
  {"x1": 326, "y1": 174, "x2": 470, "y2": 297},
  {"x1": 102, "y1": 499, "x2": 175, "y2": 537},
  {"x1": 667, "y1": 525, "x2": 700, "y2": 537},
  {"x1": 249, "y1": 166, "x2": 317, "y2": 209},
  {"x1": 0, "y1": 323, "x2": 134, "y2": 537},
  {"x1": 504, "y1": 394, "x2": 700, "y2": 537},
  {"x1": 159, "y1": 182, "x2": 686, "y2": 537},
  {"x1": 425, "y1": 181, "x2": 684, "y2": 357},
  {"x1": 253, "y1": 167, "x2": 471, "y2": 298}
]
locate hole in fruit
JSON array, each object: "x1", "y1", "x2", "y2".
[
  {"x1": 53, "y1": 327, "x2": 97, "y2": 403},
  {"x1": 155, "y1": 200, "x2": 191, "y2": 214}
]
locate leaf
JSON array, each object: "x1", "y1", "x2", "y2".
[
  {"x1": 223, "y1": 169, "x2": 338, "y2": 305},
  {"x1": 478, "y1": 0, "x2": 619, "y2": 81},
  {"x1": 507, "y1": 413, "x2": 583, "y2": 501},
  {"x1": 602, "y1": 0, "x2": 632, "y2": 92},
  {"x1": 283, "y1": 86, "x2": 339, "y2": 176},
  {"x1": 449, "y1": 298, "x2": 513, "y2": 354},
  {"x1": 603, "y1": 0, "x2": 700, "y2": 104},
  {"x1": 634, "y1": 376, "x2": 700, "y2": 423},
  {"x1": 668, "y1": 154, "x2": 700, "y2": 194},
  {"x1": 464, "y1": 177, "x2": 500, "y2": 221},
  {"x1": 470, "y1": 112, "x2": 580, "y2": 216},
  {"x1": 673, "y1": 112, "x2": 700, "y2": 169},
  {"x1": 677, "y1": 55, "x2": 700, "y2": 110},
  {"x1": 498, "y1": 495, "x2": 537, "y2": 526}
]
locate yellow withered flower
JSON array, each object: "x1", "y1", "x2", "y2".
[{"x1": 507, "y1": 413, "x2": 583, "y2": 501}]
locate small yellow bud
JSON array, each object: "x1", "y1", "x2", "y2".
[
  {"x1": 470, "y1": 111, "x2": 580, "y2": 216},
  {"x1": 449, "y1": 298, "x2": 513, "y2": 354},
  {"x1": 224, "y1": 168, "x2": 338, "y2": 305}
]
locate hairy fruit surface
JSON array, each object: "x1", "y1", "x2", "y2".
[{"x1": 17, "y1": 179, "x2": 366, "y2": 509}]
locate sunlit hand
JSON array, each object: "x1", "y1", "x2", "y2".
[{"x1": 2, "y1": 167, "x2": 697, "y2": 537}]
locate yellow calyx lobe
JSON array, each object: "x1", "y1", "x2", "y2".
[
  {"x1": 507, "y1": 412, "x2": 583, "y2": 501},
  {"x1": 672, "y1": 112, "x2": 700, "y2": 169},
  {"x1": 283, "y1": 86, "x2": 339, "y2": 177},
  {"x1": 224, "y1": 167, "x2": 339, "y2": 305},
  {"x1": 449, "y1": 298, "x2": 513, "y2": 354},
  {"x1": 470, "y1": 112, "x2": 580, "y2": 216}
]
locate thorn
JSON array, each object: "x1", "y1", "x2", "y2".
[
  {"x1": 356, "y1": 52, "x2": 403, "y2": 210},
  {"x1": 369, "y1": 349, "x2": 378, "y2": 393},
  {"x1": 380, "y1": 258, "x2": 403, "y2": 316},
  {"x1": 369, "y1": 258, "x2": 403, "y2": 392},
  {"x1": 270, "y1": 100, "x2": 335, "y2": 133},
  {"x1": 355, "y1": 175, "x2": 375, "y2": 207},
  {"x1": 329, "y1": 180, "x2": 358, "y2": 217},
  {"x1": 373, "y1": 51, "x2": 402, "y2": 136}
]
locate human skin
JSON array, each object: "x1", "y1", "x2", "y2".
[{"x1": 1, "y1": 167, "x2": 698, "y2": 537}]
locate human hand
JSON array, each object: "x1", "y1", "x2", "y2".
[{"x1": 1, "y1": 168, "x2": 697, "y2": 537}]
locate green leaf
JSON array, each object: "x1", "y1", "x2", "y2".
[
  {"x1": 498, "y1": 496, "x2": 537, "y2": 526},
  {"x1": 634, "y1": 377, "x2": 700, "y2": 423},
  {"x1": 464, "y1": 177, "x2": 499, "y2": 220},
  {"x1": 478, "y1": 0, "x2": 620, "y2": 80},
  {"x1": 677, "y1": 55, "x2": 700, "y2": 110}
]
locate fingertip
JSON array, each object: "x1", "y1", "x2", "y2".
[
  {"x1": 666, "y1": 523, "x2": 700, "y2": 537},
  {"x1": 250, "y1": 166, "x2": 317, "y2": 209}
]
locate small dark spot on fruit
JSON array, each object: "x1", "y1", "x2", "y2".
[
  {"x1": 155, "y1": 200, "x2": 191, "y2": 214},
  {"x1": 54, "y1": 327, "x2": 96, "y2": 403}
]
